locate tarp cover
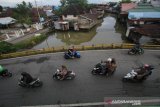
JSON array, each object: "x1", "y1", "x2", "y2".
[{"x1": 0, "y1": 17, "x2": 16, "y2": 25}]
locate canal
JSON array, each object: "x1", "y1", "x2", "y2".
[{"x1": 33, "y1": 14, "x2": 151, "y2": 49}]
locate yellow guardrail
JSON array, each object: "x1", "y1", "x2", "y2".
[{"x1": 0, "y1": 43, "x2": 160, "y2": 60}]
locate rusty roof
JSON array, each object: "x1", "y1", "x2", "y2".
[{"x1": 121, "y1": 3, "x2": 137, "y2": 12}]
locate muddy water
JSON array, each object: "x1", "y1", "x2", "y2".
[{"x1": 33, "y1": 14, "x2": 129, "y2": 49}]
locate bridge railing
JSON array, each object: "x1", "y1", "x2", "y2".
[{"x1": 0, "y1": 43, "x2": 160, "y2": 59}]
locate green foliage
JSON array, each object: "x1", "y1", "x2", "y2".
[
  {"x1": 121, "y1": 0, "x2": 131, "y2": 3},
  {"x1": 13, "y1": 1, "x2": 32, "y2": 25},
  {"x1": 0, "y1": 41, "x2": 17, "y2": 54},
  {"x1": 58, "y1": 0, "x2": 88, "y2": 15},
  {"x1": 14, "y1": 34, "x2": 48, "y2": 49},
  {"x1": 0, "y1": 34, "x2": 48, "y2": 54}
]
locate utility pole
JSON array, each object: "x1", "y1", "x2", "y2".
[{"x1": 35, "y1": 0, "x2": 41, "y2": 23}]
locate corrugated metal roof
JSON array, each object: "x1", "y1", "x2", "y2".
[
  {"x1": 128, "y1": 4, "x2": 160, "y2": 19},
  {"x1": 128, "y1": 12, "x2": 160, "y2": 19},
  {"x1": 0, "y1": 17, "x2": 16, "y2": 25}
]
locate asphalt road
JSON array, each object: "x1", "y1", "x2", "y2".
[{"x1": 0, "y1": 49, "x2": 160, "y2": 107}]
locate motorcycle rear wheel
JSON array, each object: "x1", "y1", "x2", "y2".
[
  {"x1": 6, "y1": 72, "x2": 12, "y2": 77},
  {"x1": 33, "y1": 81, "x2": 43, "y2": 87}
]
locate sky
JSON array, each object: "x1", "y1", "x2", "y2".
[{"x1": 0, "y1": 0, "x2": 121, "y2": 7}]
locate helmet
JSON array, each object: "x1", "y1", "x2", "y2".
[
  {"x1": 144, "y1": 64, "x2": 149, "y2": 68},
  {"x1": 107, "y1": 58, "x2": 112, "y2": 62},
  {"x1": 143, "y1": 64, "x2": 150, "y2": 70},
  {"x1": 144, "y1": 64, "x2": 154, "y2": 70},
  {"x1": 21, "y1": 72, "x2": 28, "y2": 76}
]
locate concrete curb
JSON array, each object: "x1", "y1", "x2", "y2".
[{"x1": 0, "y1": 43, "x2": 160, "y2": 60}]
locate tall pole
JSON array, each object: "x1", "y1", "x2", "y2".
[{"x1": 35, "y1": 0, "x2": 41, "y2": 23}]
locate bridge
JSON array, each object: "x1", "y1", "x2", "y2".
[{"x1": 0, "y1": 49, "x2": 160, "y2": 107}]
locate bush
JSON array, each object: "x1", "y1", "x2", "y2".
[
  {"x1": 14, "y1": 34, "x2": 48, "y2": 49},
  {"x1": 0, "y1": 41, "x2": 17, "y2": 54},
  {"x1": 0, "y1": 34, "x2": 48, "y2": 54}
]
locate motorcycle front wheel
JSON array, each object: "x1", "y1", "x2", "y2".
[
  {"x1": 138, "y1": 48, "x2": 144, "y2": 55},
  {"x1": 66, "y1": 75, "x2": 75, "y2": 80},
  {"x1": 91, "y1": 70, "x2": 97, "y2": 75},
  {"x1": 122, "y1": 78, "x2": 128, "y2": 82},
  {"x1": 128, "y1": 49, "x2": 136, "y2": 55},
  {"x1": 53, "y1": 74, "x2": 62, "y2": 80}
]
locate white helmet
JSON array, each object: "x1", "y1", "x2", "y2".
[{"x1": 107, "y1": 58, "x2": 112, "y2": 62}]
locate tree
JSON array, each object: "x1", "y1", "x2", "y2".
[
  {"x1": 0, "y1": 5, "x2": 3, "y2": 12},
  {"x1": 57, "y1": 0, "x2": 88, "y2": 15},
  {"x1": 121, "y1": 0, "x2": 131, "y2": 3},
  {"x1": 13, "y1": 1, "x2": 32, "y2": 25}
]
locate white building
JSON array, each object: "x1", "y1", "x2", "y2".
[{"x1": 151, "y1": 0, "x2": 160, "y2": 7}]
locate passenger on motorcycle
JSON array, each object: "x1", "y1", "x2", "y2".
[
  {"x1": 60, "y1": 65, "x2": 68, "y2": 80},
  {"x1": 134, "y1": 64, "x2": 150, "y2": 79},
  {"x1": 21, "y1": 72, "x2": 33, "y2": 84},
  {"x1": 0, "y1": 65, "x2": 8, "y2": 76},
  {"x1": 110, "y1": 58, "x2": 117, "y2": 73}
]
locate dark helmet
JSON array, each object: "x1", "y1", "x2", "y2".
[
  {"x1": 148, "y1": 65, "x2": 154, "y2": 70},
  {"x1": 21, "y1": 72, "x2": 28, "y2": 76},
  {"x1": 111, "y1": 58, "x2": 116, "y2": 63}
]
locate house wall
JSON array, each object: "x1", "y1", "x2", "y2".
[
  {"x1": 151, "y1": 0, "x2": 160, "y2": 7},
  {"x1": 78, "y1": 16, "x2": 97, "y2": 29},
  {"x1": 78, "y1": 17, "x2": 90, "y2": 25},
  {"x1": 62, "y1": 15, "x2": 78, "y2": 21}
]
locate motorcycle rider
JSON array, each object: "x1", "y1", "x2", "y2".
[
  {"x1": 68, "y1": 47, "x2": 76, "y2": 57},
  {"x1": 60, "y1": 65, "x2": 68, "y2": 80},
  {"x1": 0, "y1": 65, "x2": 8, "y2": 76},
  {"x1": 100, "y1": 58, "x2": 116, "y2": 75},
  {"x1": 106, "y1": 58, "x2": 117, "y2": 75},
  {"x1": 21, "y1": 72, "x2": 34, "y2": 84}
]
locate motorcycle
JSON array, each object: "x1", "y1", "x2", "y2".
[
  {"x1": 64, "y1": 51, "x2": 81, "y2": 59},
  {"x1": 18, "y1": 77, "x2": 43, "y2": 88},
  {"x1": 0, "y1": 69, "x2": 12, "y2": 77},
  {"x1": 122, "y1": 66, "x2": 154, "y2": 82},
  {"x1": 53, "y1": 69, "x2": 75, "y2": 80},
  {"x1": 91, "y1": 62, "x2": 116, "y2": 76},
  {"x1": 128, "y1": 47, "x2": 144, "y2": 55}
]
